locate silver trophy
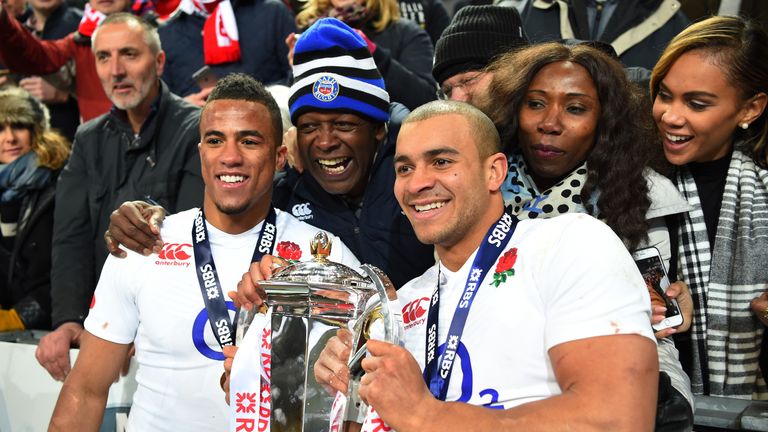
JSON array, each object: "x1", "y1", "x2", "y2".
[{"x1": 236, "y1": 232, "x2": 403, "y2": 432}]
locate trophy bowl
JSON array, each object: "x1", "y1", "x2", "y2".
[{"x1": 236, "y1": 232, "x2": 403, "y2": 432}]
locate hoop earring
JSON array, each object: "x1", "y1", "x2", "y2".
[{"x1": 740, "y1": 122, "x2": 750, "y2": 130}]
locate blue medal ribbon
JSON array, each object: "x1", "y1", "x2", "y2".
[
  {"x1": 423, "y1": 211, "x2": 518, "y2": 400},
  {"x1": 192, "y1": 207, "x2": 278, "y2": 349}
]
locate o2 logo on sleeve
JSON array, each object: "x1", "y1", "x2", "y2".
[{"x1": 192, "y1": 301, "x2": 236, "y2": 361}]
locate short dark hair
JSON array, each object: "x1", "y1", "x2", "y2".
[{"x1": 203, "y1": 73, "x2": 283, "y2": 146}]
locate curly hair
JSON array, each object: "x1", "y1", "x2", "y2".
[
  {"x1": 296, "y1": 0, "x2": 399, "y2": 33},
  {"x1": 487, "y1": 42, "x2": 659, "y2": 250},
  {"x1": 651, "y1": 16, "x2": 768, "y2": 168}
]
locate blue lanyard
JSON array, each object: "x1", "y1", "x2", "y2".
[
  {"x1": 192, "y1": 207, "x2": 277, "y2": 349},
  {"x1": 423, "y1": 211, "x2": 518, "y2": 400}
]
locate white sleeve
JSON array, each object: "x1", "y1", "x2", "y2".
[
  {"x1": 537, "y1": 215, "x2": 656, "y2": 350},
  {"x1": 83, "y1": 254, "x2": 141, "y2": 344}
]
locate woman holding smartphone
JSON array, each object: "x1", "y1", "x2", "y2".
[
  {"x1": 486, "y1": 41, "x2": 695, "y2": 430},
  {"x1": 650, "y1": 16, "x2": 768, "y2": 400}
]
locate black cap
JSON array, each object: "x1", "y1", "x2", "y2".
[{"x1": 433, "y1": 5, "x2": 530, "y2": 84}]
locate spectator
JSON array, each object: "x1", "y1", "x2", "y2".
[
  {"x1": 232, "y1": 100, "x2": 659, "y2": 431},
  {"x1": 295, "y1": 0, "x2": 437, "y2": 110},
  {"x1": 105, "y1": 18, "x2": 435, "y2": 290},
  {"x1": 19, "y1": 0, "x2": 82, "y2": 141},
  {"x1": 486, "y1": 41, "x2": 695, "y2": 429},
  {"x1": 432, "y1": 5, "x2": 528, "y2": 105},
  {"x1": 680, "y1": 0, "x2": 768, "y2": 32},
  {"x1": 0, "y1": 0, "x2": 156, "y2": 121},
  {"x1": 650, "y1": 15, "x2": 768, "y2": 399},
  {"x1": 0, "y1": 88, "x2": 70, "y2": 332},
  {"x1": 34, "y1": 13, "x2": 204, "y2": 381},
  {"x1": 278, "y1": 18, "x2": 434, "y2": 288},
  {"x1": 397, "y1": 0, "x2": 450, "y2": 45},
  {"x1": 521, "y1": 0, "x2": 691, "y2": 70},
  {"x1": 48, "y1": 73, "x2": 358, "y2": 432},
  {"x1": 160, "y1": 0, "x2": 295, "y2": 106}
]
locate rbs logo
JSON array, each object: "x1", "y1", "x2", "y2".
[{"x1": 192, "y1": 301, "x2": 236, "y2": 360}]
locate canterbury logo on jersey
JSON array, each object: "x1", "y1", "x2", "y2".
[
  {"x1": 292, "y1": 202, "x2": 313, "y2": 221},
  {"x1": 155, "y1": 243, "x2": 192, "y2": 267},
  {"x1": 402, "y1": 296, "x2": 429, "y2": 330}
]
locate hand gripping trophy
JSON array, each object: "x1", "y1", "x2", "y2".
[{"x1": 232, "y1": 232, "x2": 404, "y2": 432}]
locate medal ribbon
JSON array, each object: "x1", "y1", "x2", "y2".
[
  {"x1": 192, "y1": 207, "x2": 277, "y2": 348},
  {"x1": 423, "y1": 211, "x2": 518, "y2": 400}
]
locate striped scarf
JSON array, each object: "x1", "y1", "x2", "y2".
[{"x1": 676, "y1": 149, "x2": 768, "y2": 399}]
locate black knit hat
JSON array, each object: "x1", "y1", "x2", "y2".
[{"x1": 433, "y1": 5, "x2": 530, "y2": 84}]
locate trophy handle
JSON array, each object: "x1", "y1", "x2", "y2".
[
  {"x1": 340, "y1": 265, "x2": 405, "y2": 427},
  {"x1": 359, "y1": 264, "x2": 403, "y2": 346}
]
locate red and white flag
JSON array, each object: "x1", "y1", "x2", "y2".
[{"x1": 182, "y1": 0, "x2": 241, "y2": 64}]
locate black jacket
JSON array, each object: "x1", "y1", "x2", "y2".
[
  {"x1": 0, "y1": 176, "x2": 57, "y2": 329},
  {"x1": 368, "y1": 19, "x2": 437, "y2": 111},
  {"x1": 273, "y1": 103, "x2": 434, "y2": 289},
  {"x1": 522, "y1": 0, "x2": 690, "y2": 70},
  {"x1": 50, "y1": 81, "x2": 204, "y2": 326},
  {"x1": 397, "y1": 0, "x2": 450, "y2": 45},
  {"x1": 23, "y1": 3, "x2": 82, "y2": 141},
  {"x1": 159, "y1": 0, "x2": 296, "y2": 98}
]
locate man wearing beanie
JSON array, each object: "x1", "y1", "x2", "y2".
[
  {"x1": 104, "y1": 17, "x2": 435, "y2": 289},
  {"x1": 433, "y1": 5, "x2": 529, "y2": 107},
  {"x1": 275, "y1": 17, "x2": 435, "y2": 288}
]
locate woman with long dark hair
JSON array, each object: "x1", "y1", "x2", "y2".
[{"x1": 487, "y1": 42, "x2": 695, "y2": 429}]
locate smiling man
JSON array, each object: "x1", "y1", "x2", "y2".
[
  {"x1": 35, "y1": 13, "x2": 204, "y2": 382},
  {"x1": 272, "y1": 18, "x2": 435, "y2": 288},
  {"x1": 48, "y1": 73, "x2": 357, "y2": 431},
  {"x1": 311, "y1": 100, "x2": 659, "y2": 431}
]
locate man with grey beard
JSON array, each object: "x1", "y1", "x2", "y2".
[{"x1": 35, "y1": 12, "x2": 203, "y2": 381}]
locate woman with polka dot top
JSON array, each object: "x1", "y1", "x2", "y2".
[{"x1": 486, "y1": 41, "x2": 696, "y2": 430}]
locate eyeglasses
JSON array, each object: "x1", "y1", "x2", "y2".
[{"x1": 436, "y1": 72, "x2": 483, "y2": 100}]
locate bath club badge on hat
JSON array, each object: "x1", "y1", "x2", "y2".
[{"x1": 312, "y1": 76, "x2": 340, "y2": 102}]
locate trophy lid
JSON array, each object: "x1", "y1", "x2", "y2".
[{"x1": 266, "y1": 232, "x2": 369, "y2": 287}]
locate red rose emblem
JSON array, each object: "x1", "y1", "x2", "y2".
[
  {"x1": 495, "y1": 248, "x2": 517, "y2": 273},
  {"x1": 491, "y1": 248, "x2": 517, "y2": 287},
  {"x1": 276, "y1": 241, "x2": 302, "y2": 261}
]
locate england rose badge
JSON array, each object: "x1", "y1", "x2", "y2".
[
  {"x1": 490, "y1": 248, "x2": 517, "y2": 287},
  {"x1": 276, "y1": 241, "x2": 303, "y2": 262}
]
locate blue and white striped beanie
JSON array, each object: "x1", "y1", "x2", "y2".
[{"x1": 289, "y1": 18, "x2": 390, "y2": 125}]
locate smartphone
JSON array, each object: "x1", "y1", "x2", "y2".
[
  {"x1": 632, "y1": 247, "x2": 684, "y2": 331},
  {"x1": 192, "y1": 65, "x2": 217, "y2": 89}
]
